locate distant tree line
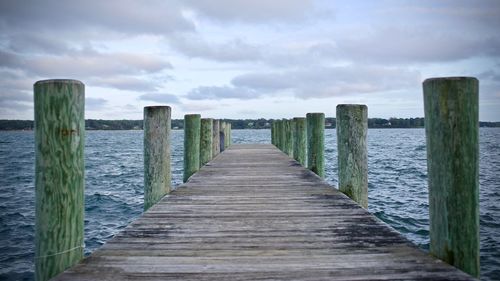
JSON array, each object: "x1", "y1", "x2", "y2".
[{"x1": 1, "y1": 118, "x2": 499, "y2": 130}]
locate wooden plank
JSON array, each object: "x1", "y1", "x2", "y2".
[{"x1": 53, "y1": 144, "x2": 476, "y2": 280}]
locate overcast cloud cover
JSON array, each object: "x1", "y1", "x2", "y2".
[{"x1": 1, "y1": 0, "x2": 499, "y2": 120}]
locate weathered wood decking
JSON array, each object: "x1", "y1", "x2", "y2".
[{"x1": 54, "y1": 144, "x2": 475, "y2": 280}]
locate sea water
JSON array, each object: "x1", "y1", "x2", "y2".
[{"x1": 0, "y1": 129, "x2": 499, "y2": 280}]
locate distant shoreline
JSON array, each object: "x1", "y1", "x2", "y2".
[{"x1": 1, "y1": 118, "x2": 499, "y2": 130}]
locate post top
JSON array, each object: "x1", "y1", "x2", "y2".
[
  {"x1": 144, "y1": 105, "x2": 171, "y2": 109},
  {"x1": 336, "y1": 104, "x2": 368, "y2": 109},
  {"x1": 34, "y1": 79, "x2": 84, "y2": 86},
  {"x1": 306, "y1": 112, "x2": 325, "y2": 116},
  {"x1": 184, "y1": 114, "x2": 201, "y2": 117},
  {"x1": 423, "y1": 77, "x2": 478, "y2": 84}
]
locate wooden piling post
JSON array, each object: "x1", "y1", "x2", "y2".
[
  {"x1": 307, "y1": 113, "x2": 325, "y2": 178},
  {"x1": 224, "y1": 122, "x2": 228, "y2": 149},
  {"x1": 336, "y1": 104, "x2": 368, "y2": 209},
  {"x1": 271, "y1": 121, "x2": 275, "y2": 145},
  {"x1": 225, "y1": 122, "x2": 230, "y2": 147},
  {"x1": 274, "y1": 120, "x2": 281, "y2": 149},
  {"x1": 219, "y1": 121, "x2": 226, "y2": 152},
  {"x1": 183, "y1": 114, "x2": 201, "y2": 182},
  {"x1": 226, "y1": 122, "x2": 232, "y2": 148},
  {"x1": 293, "y1": 117, "x2": 307, "y2": 166},
  {"x1": 200, "y1": 118, "x2": 213, "y2": 167},
  {"x1": 143, "y1": 106, "x2": 171, "y2": 211},
  {"x1": 423, "y1": 77, "x2": 479, "y2": 277},
  {"x1": 212, "y1": 119, "x2": 220, "y2": 157},
  {"x1": 279, "y1": 119, "x2": 286, "y2": 151},
  {"x1": 284, "y1": 119, "x2": 294, "y2": 157},
  {"x1": 282, "y1": 119, "x2": 288, "y2": 153},
  {"x1": 274, "y1": 121, "x2": 278, "y2": 146},
  {"x1": 34, "y1": 79, "x2": 85, "y2": 281}
]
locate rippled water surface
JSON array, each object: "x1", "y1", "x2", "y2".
[{"x1": 0, "y1": 129, "x2": 499, "y2": 280}]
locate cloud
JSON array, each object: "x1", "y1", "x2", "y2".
[
  {"x1": 27, "y1": 51, "x2": 172, "y2": 77},
  {"x1": 86, "y1": 97, "x2": 108, "y2": 111},
  {"x1": 184, "y1": 0, "x2": 314, "y2": 23},
  {"x1": 1, "y1": 48, "x2": 173, "y2": 97},
  {"x1": 334, "y1": 28, "x2": 500, "y2": 64},
  {"x1": 0, "y1": 50, "x2": 20, "y2": 69},
  {"x1": 0, "y1": 71, "x2": 34, "y2": 116},
  {"x1": 0, "y1": 91, "x2": 32, "y2": 102},
  {"x1": 180, "y1": 102, "x2": 219, "y2": 112},
  {"x1": 187, "y1": 86, "x2": 260, "y2": 100},
  {"x1": 0, "y1": 0, "x2": 194, "y2": 37},
  {"x1": 6, "y1": 32, "x2": 72, "y2": 55},
  {"x1": 90, "y1": 77, "x2": 158, "y2": 92},
  {"x1": 187, "y1": 65, "x2": 421, "y2": 100},
  {"x1": 168, "y1": 35, "x2": 262, "y2": 62},
  {"x1": 139, "y1": 93, "x2": 180, "y2": 104},
  {"x1": 0, "y1": 87, "x2": 33, "y2": 117},
  {"x1": 0, "y1": 100, "x2": 32, "y2": 113},
  {"x1": 236, "y1": 65, "x2": 421, "y2": 99},
  {"x1": 2, "y1": 48, "x2": 172, "y2": 77},
  {"x1": 478, "y1": 70, "x2": 500, "y2": 83}
]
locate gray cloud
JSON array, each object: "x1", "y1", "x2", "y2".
[
  {"x1": 0, "y1": 100, "x2": 32, "y2": 113},
  {"x1": 86, "y1": 97, "x2": 108, "y2": 111},
  {"x1": 0, "y1": 0, "x2": 194, "y2": 37},
  {"x1": 184, "y1": 0, "x2": 314, "y2": 22},
  {"x1": 0, "y1": 50, "x2": 21, "y2": 69},
  {"x1": 27, "y1": 51, "x2": 172, "y2": 77},
  {"x1": 478, "y1": 70, "x2": 500, "y2": 83},
  {"x1": 0, "y1": 89, "x2": 33, "y2": 117},
  {"x1": 168, "y1": 35, "x2": 262, "y2": 62},
  {"x1": 2, "y1": 48, "x2": 172, "y2": 77},
  {"x1": 90, "y1": 77, "x2": 158, "y2": 92},
  {"x1": 6, "y1": 32, "x2": 72, "y2": 55},
  {"x1": 188, "y1": 65, "x2": 421, "y2": 100},
  {"x1": 1, "y1": 48, "x2": 172, "y2": 94},
  {"x1": 334, "y1": 29, "x2": 500, "y2": 64},
  {"x1": 139, "y1": 93, "x2": 180, "y2": 104},
  {"x1": 0, "y1": 72, "x2": 33, "y2": 115},
  {"x1": 187, "y1": 86, "x2": 259, "y2": 100},
  {"x1": 180, "y1": 102, "x2": 219, "y2": 112},
  {"x1": 0, "y1": 91, "x2": 32, "y2": 104}
]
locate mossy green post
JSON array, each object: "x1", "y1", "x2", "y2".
[
  {"x1": 228, "y1": 123, "x2": 232, "y2": 147},
  {"x1": 200, "y1": 118, "x2": 213, "y2": 167},
  {"x1": 423, "y1": 77, "x2": 479, "y2": 278},
  {"x1": 279, "y1": 119, "x2": 286, "y2": 152},
  {"x1": 274, "y1": 120, "x2": 280, "y2": 149},
  {"x1": 272, "y1": 121, "x2": 276, "y2": 147},
  {"x1": 219, "y1": 121, "x2": 226, "y2": 152},
  {"x1": 284, "y1": 119, "x2": 294, "y2": 157},
  {"x1": 225, "y1": 122, "x2": 229, "y2": 149},
  {"x1": 212, "y1": 119, "x2": 220, "y2": 158},
  {"x1": 183, "y1": 114, "x2": 201, "y2": 182},
  {"x1": 336, "y1": 104, "x2": 368, "y2": 209},
  {"x1": 271, "y1": 123, "x2": 274, "y2": 145},
  {"x1": 307, "y1": 113, "x2": 325, "y2": 178},
  {"x1": 293, "y1": 117, "x2": 307, "y2": 166},
  {"x1": 34, "y1": 79, "x2": 85, "y2": 281},
  {"x1": 143, "y1": 106, "x2": 171, "y2": 211},
  {"x1": 226, "y1": 123, "x2": 230, "y2": 147},
  {"x1": 281, "y1": 119, "x2": 289, "y2": 155}
]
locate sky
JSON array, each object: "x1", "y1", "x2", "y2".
[{"x1": 1, "y1": 0, "x2": 499, "y2": 121}]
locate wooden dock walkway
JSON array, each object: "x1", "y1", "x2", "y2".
[{"x1": 54, "y1": 144, "x2": 475, "y2": 280}]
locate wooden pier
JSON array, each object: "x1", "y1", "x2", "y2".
[{"x1": 54, "y1": 144, "x2": 475, "y2": 280}]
